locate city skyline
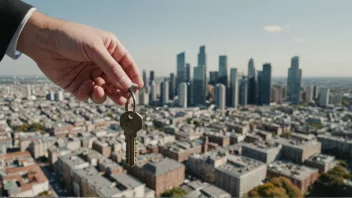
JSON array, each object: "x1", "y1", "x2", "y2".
[{"x1": 1, "y1": 0, "x2": 352, "y2": 77}]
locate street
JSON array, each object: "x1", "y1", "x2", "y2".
[{"x1": 39, "y1": 164, "x2": 68, "y2": 197}]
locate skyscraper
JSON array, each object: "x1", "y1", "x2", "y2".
[
  {"x1": 257, "y1": 71, "x2": 262, "y2": 105},
  {"x1": 193, "y1": 66, "x2": 206, "y2": 105},
  {"x1": 229, "y1": 68, "x2": 239, "y2": 109},
  {"x1": 142, "y1": 70, "x2": 148, "y2": 89},
  {"x1": 185, "y1": 63, "x2": 191, "y2": 82},
  {"x1": 149, "y1": 81, "x2": 157, "y2": 105},
  {"x1": 287, "y1": 56, "x2": 302, "y2": 104},
  {"x1": 239, "y1": 76, "x2": 248, "y2": 106},
  {"x1": 149, "y1": 71, "x2": 155, "y2": 85},
  {"x1": 198, "y1": 46, "x2": 206, "y2": 67},
  {"x1": 178, "y1": 82, "x2": 187, "y2": 108},
  {"x1": 215, "y1": 84, "x2": 226, "y2": 112},
  {"x1": 271, "y1": 85, "x2": 283, "y2": 104},
  {"x1": 186, "y1": 82, "x2": 193, "y2": 105},
  {"x1": 261, "y1": 63, "x2": 272, "y2": 105},
  {"x1": 160, "y1": 80, "x2": 169, "y2": 105},
  {"x1": 319, "y1": 88, "x2": 330, "y2": 107},
  {"x1": 139, "y1": 89, "x2": 149, "y2": 105},
  {"x1": 169, "y1": 73, "x2": 176, "y2": 100},
  {"x1": 247, "y1": 58, "x2": 258, "y2": 104},
  {"x1": 176, "y1": 52, "x2": 186, "y2": 93},
  {"x1": 218, "y1": 56, "x2": 228, "y2": 86},
  {"x1": 313, "y1": 85, "x2": 320, "y2": 100},
  {"x1": 305, "y1": 86, "x2": 314, "y2": 103},
  {"x1": 209, "y1": 71, "x2": 218, "y2": 86}
]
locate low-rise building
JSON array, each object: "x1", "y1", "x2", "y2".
[
  {"x1": 181, "y1": 180, "x2": 231, "y2": 198},
  {"x1": 213, "y1": 155, "x2": 267, "y2": 197},
  {"x1": 275, "y1": 138, "x2": 322, "y2": 163},
  {"x1": 304, "y1": 153, "x2": 337, "y2": 173},
  {"x1": 159, "y1": 141, "x2": 202, "y2": 162},
  {"x1": 0, "y1": 151, "x2": 49, "y2": 197},
  {"x1": 129, "y1": 155, "x2": 185, "y2": 195},
  {"x1": 317, "y1": 135, "x2": 352, "y2": 157},
  {"x1": 241, "y1": 142, "x2": 282, "y2": 164},
  {"x1": 267, "y1": 161, "x2": 319, "y2": 194}
]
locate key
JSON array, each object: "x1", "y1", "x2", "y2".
[{"x1": 120, "y1": 111, "x2": 143, "y2": 167}]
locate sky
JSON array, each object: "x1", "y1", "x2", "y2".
[{"x1": 1, "y1": 0, "x2": 352, "y2": 77}]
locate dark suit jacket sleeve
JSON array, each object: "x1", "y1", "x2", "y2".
[{"x1": 0, "y1": 0, "x2": 33, "y2": 62}]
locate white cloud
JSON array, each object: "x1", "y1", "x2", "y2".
[
  {"x1": 292, "y1": 37, "x2": 308, "y2": 43},
  {"x1": 264, "y1": 25, "x2": 283, "y2": 33}
]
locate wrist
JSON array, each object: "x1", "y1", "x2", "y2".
[{"x1": 17, "y1": 11, "x2": 64, "y2": 58}]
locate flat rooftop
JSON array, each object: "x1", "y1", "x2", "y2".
[
  {"x1": 268, "y1": 161, "x2": 318, "y2": 181},
  {"x1": 216, "y1": 155, "x2": 265, "y2": 177}
]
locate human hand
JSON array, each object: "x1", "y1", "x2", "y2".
[{"x1": 17, "y1": 12, "x2": 143, "y2": 105}]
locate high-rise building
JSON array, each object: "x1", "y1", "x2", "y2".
[
  {"x1": 209, "y1": 71, "x2": 218, "y2": 86},
  {"x1": 149, "y1": 81, "x2": 157, "y2": 105},
  {"x1": 160, "y1": 80, "x2": 169, "y2": 105},
  {"x1": 239, "y1": 76, "x2": 248, "y2": 106},
  {"x1": 287, "y1": 56, "x2": 302, "y2": 104},
  {"x1": 176, "y1": 52, "x2": 186, "y2": 93},
  {"x1": 186, "y1": 82, "x2": 193, "y2": 105},
  {"x1": 282, "y1": 86, "x2": 287, "y2": 99},
  {"x1": 185, "y1": 63, "x2": 191, "y2": 82},
  {"x1": 215, "y1": 84, "x2": 226, "y2": 112},
  {"x1": 218, "y1": 56, "x2": 228, "y2": 87},
  {"x1": 193, "y1": 66, "x2": 206, "y2": 105},
  {"x1": 178, "y1": 82, "x2": 187, "y2": 108},
  {"x1": 261, "y1": 63, "x2": 272, "y2": 105},
  {"x1": 26, "y1": 85, "x2": 31, "y2": 97},
  {"x1": 319, "y1": 88, "x2": 330, "y2": 107},
  {"x1": 313, "y1": 85, "x2": 320, "y2": 100},
  {"x1": 305, "y1": 86, "x2": 314, "y2": 103},
  {"x1": 229, "y1": 68, "x2": 239, "y2": 109},
  {"x1": 54, "y1": 90, "x2": 64, "y2": 101},
  {"x1": 149, "y1": 71, "x2": 155, "y2": 85},
  {"x1": 198, "y1": 46, "x2": 206, "y2": 68},
  {"x1": 169, "y1": 73, "x2": 176, "y2": 100},
  {"x1": 247, "y1": 58, "x2": 258, "y2": 105},
  {"x1": 139, "y1": 89, "x2": 149, "y2": 105},
  {"x1": 142, "y1": 70, "x2": 148, "y2": 89},
  {"x1": 271, "y1": 85, "x2": 283, "y2": 104},
  {"x1": 257, "y1": 71, "x2": 262, "y2": 105}
]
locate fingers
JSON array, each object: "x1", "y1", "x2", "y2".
[
  {"x1": 106, "y1": 88, "x2": 127, "y2": 106},
  {"x1": 90, "y1": 86, "x2": 106, "y2": 104},
  {"x1": 111, "y1": 39, "x2": 143, "y2": 89},
  {"x1": 91, "y1": 45, "x2": 132, "y2": 91},
  {"x1": 74, "y1": 79, "x2": 95, "y2": 101}
]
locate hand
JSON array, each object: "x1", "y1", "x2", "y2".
[{"x1": 17, "y1": 11, "x2": 143, "y2": 105}]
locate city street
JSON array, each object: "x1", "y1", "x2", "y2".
[{"x1": 39, "y1": 164, "x2": 68, "y2": 197}]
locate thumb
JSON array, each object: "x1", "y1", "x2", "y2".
[{"x1": 90, "y1": 45, "x2": 132, "y2": 90}]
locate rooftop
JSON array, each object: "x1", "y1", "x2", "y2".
[
  {"x1": 268, "y1": 161, "x2": 318, "y2": 181},
  {"x1": 216, "y1": 155, "x2": 265, "y2": 177},
  {"x1": 142, "y1": 157, "x2": 184, "y2": 176},
  {"x1": 306, "y1": 153, "x2": 335, "y2": 164}
]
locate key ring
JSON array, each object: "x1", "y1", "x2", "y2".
[{"x1": 125, "y1": 83, "x2": 138, "y2": 114}]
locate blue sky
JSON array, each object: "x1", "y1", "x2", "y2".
[{"x1": 1, "y1": 0, "x2": 351, "y2": 77}]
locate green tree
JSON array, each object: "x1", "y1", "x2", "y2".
[
  {"x1": 107, "y1": 112, "x2": 113, "y2": 118},
  {"x1": 248, "y1": 177, "x2": 302, "y2": 198},
  {"x1": 204, "y1": 173, "x2": 215, "y2": 183},
  {"x1": 338, "y1": 160, "x2": 348, "y2": 168},
  {"x1": 161, "y1": 187, "x2": 186, "y2": 198},
  {"x1": 28, "y1": 122, "x2": 45, "y2": 132}
]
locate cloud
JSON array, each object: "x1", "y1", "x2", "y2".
[
  {"x1": 292, "y1": 37, "x2": 308, "y2": 43},
  {"x1": 264, "y1": 25, "x2": 283, "y2": 33}
]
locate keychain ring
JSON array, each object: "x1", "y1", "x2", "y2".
[{"x1": 125, "y1": 86, "x2": 137, "y2": 114}]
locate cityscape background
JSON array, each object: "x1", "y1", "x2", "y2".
[{"x1": 0, "y1": 1, "x2": 352, "y2": 198}]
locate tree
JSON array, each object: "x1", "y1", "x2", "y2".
[
  {"x1": 204, "y1": 173, "x2": 215, "y2": 183},
  {"x1": 248, "y1": 177, "x2": 302, "y2": 198},
  {"x1": 338, "y1": 160, "x2": 348, "y2": 168},
  {"x1": 308, "y1": 166, "x2": 352, "y2": 197},
  {"x1": 107, "y1": 112, "x2": 113, "y2": 118},
  {"x1": 161, "y1": 187, "x2": 186, "y2": 198}
]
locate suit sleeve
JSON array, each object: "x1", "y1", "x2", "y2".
[{"x1": 0, "y1": 0, "x2": 33, "y2": 62}]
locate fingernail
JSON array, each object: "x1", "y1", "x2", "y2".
[{"x1": 118, "y1": 76, "x2": 132, "y2": 90}]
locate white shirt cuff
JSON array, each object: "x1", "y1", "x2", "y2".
[{"x1": 5, "y1": 8, "x2": 37, "y2": 60}]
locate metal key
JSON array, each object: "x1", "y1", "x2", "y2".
[{"x1": 120, "y1": 111, "x2": 143, "y2": 167}]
